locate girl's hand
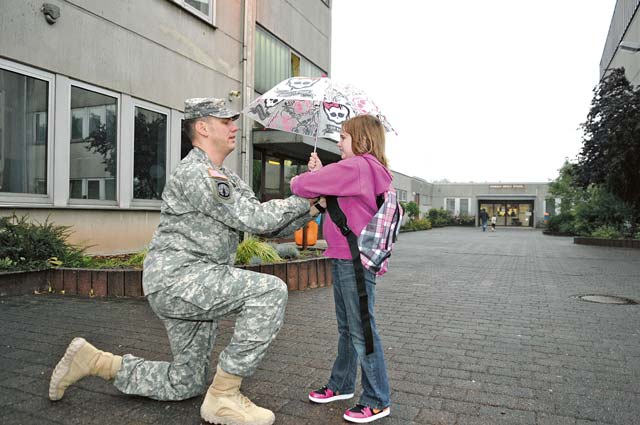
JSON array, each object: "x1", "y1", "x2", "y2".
[{"x1": 308, "y1": 152, "x2": 323, "y2": 172}]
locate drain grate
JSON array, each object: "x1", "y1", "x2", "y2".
[{"x1": 575, "y1": 295, "x2": 638, "y2": 305}]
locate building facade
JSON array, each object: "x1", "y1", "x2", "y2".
[
  {"x1": 390, "y1": 175, "x2": 551, "y2": 228},
  {"x1": 0, "y1": 0, "x2": 332, "y2": 253}
]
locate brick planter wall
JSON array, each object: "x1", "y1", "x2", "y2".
[
  {"x1": 0, "y1": 270, "x2": 49, "y2": 297},
  {"x1": 236, "y1": 257, "x2": 332, "y2": 291},
  {"x1": 1, "y1": 257, "x2": 332, "y2": 298},
  {"x1": 574, "y1": 237, "x2": 640, "y2": 248}
]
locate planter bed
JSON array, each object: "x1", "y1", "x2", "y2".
[
  {"x1": 0, "y1": 257, "x2": 332, "y2": 298},
  {"x1": 574, "y1": 237, "x2": 640, "y2": 249},
  {"x1": 543, "y1": 230, "x2": 575, "y2": 237}
]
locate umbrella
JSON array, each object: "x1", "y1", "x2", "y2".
[{"x1": 244, "y1": 77, "x2": 396, "y2": 150}]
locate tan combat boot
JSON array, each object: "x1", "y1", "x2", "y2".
[
  {"x1": 200, "y1": 365, "x2": 275, "y2": 425},
  {"x1": 49, "y1": 337, "x2": 122, "y2": 401}
]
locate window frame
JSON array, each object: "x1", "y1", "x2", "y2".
[
  {"x1": 67, "y1": 80, "x2": 121, "y2": 207},
  {"x1": 129, "y1": 98, "x2": 171, "y2": 208},
  {"x1": 0, "y1": 58, "x2": 55, "y2": 204},
  {"x1": 172, "y1": 0, "x2": 217, "y2": 27}
]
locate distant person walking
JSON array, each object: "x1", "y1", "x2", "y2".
[
  {"x1": 479, "y1": 208, "x2": 489, "y2": 232},
  {"x1": 490, "y1": 214, "x2": 497, "y2": 232}
]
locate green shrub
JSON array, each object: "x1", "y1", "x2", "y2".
[
  {"x1": 235, "y1": 237, "x2": 282, "y2": 265},
  {"x1": 0, "y1": 214, "x2": 86, "y2": 271},
  {"x1": 427, "y1": 208, "x2": 453, "y2": 227},
  {"x1": 453, "y1": 214, "x2": 475, "y2": 226},
  {"x1": 401, "y1": 217, "x2": 432, "y2": 231},
  {"x1": 546, "y1": 212, "x2": 576, "y2": 234},
  {"x1": 591, "y1": 225, "x2": 622, "y2": 239}
]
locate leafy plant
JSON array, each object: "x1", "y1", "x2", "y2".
[
  {"x1": 591, "y1": 225, "x2": 622, "y2": 240},
  {"x1": 235, "y1": 237, "x2": 282, "y2": 265},
  {"x1": 546, "y1": 212, "x2": 576, "y2": 234},
  {"x1": 0, "y1": 214, "x2": 86, "y2": 271},
  {"x1": 0, "y1": 257, "x2": 16, "y2": 270},
  {"x1": 401, "y1": 218, "x2": 432, "y2": 231},
  {"x1": 427, "y1": 208, "x2": 453, "y2": 227},
  {"x1": 402, "y1": 201, "x2": 420, "y2": 221}
]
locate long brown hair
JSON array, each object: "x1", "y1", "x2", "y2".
[{"x1": 342, "y1": 115, "x2": 389, "y2": 168}]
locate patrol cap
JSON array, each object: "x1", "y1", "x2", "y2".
[{"x1": 183, "y1": 97, "x2": 240, "y2": 121}]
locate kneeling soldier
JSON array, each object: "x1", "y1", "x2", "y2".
[{"x1": 49, "y1": 97, "x2": 320, "y2": 425}]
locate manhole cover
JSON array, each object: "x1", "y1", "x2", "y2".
[{"x1": 575, "y1": 295, "x2": 638, "y2": 305}]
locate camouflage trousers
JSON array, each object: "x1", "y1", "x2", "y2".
[{"x1": 112, "y1": 265, "x2": 288, "y2": 401}]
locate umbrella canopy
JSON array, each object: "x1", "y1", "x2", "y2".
[{"x1": 244, "y1": 77, "x2": 396, "y2": 145}]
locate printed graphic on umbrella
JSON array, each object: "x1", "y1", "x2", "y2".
[{"x1": 244, "y1": 77, "x2": 396, "y2": 149}]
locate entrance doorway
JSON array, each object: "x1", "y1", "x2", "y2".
[
  {"x1": 252, "y1": 149, "x2": 308, "y2": 202},
  {"x1": 478, "y1": 200, "x2": 534, "y2": 227}
]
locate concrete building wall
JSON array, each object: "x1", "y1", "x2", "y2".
[{"x1": 1, "y1": 0, "x2": 243, "y2": 110}]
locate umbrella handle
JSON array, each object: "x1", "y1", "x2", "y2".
[{"x1": 313, "y1": 101, "x2": 319, "y2": 153}]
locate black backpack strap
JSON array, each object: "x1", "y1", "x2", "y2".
[{"x1": 326, "y1": 196, "x2": 375, "y2": 355}]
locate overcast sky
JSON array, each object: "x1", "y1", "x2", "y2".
[{"x1": 330, "y1": 1, "x2": 617, "y2": 183}]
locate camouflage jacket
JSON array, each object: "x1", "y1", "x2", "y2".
[{"x1": 144, "y1": 147, "x2": 311, "y2": 295}]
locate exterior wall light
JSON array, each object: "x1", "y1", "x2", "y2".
[{"x1": 41, "y1": 3, "x2": 60, "y2": 25}]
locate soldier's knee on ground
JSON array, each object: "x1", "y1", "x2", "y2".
[{"x1": 167, "y1": 362, "x2": 210, "y2": 399}]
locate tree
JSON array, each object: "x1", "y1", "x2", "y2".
[
  {"x1": 576, "y1": 67, "x2": 640, "y2": 233},
  {"x1": 548, "y1": 161, "x2": 583, "y2": 209},
  {"x1": 401, "y1": 201, "x2": 420, "y2": 221}
]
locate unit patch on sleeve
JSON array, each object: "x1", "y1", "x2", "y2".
[{"x1": 215, "y1": 180, "x2": 232, "y2": 199}]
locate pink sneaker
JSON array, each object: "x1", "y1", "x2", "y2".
[
  {"x1": 343, "y1": 404, "x2": 391, "y2": 423},
  {"x1": 308, "y1": 385, "x2": 354, "y2": 404}
]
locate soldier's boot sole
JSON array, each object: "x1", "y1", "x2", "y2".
[
  {"x1": 200, "y1": 393, "x2": 275, "y2": 425},
  {"x1": 49, "y1": 337, "x2": 121, "y2": 401}
]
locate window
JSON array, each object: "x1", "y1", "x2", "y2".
[
  {"x1": 446, "y1": 198, "x2": 455, "y2": 214},
  {"x1": 172, "y1": 0, "x2": 215, "y2": 25},
  {"x1": 133, "y1": 106, "x2": 167, "y2": 200},
  {"x1": 69, "y1": 86, "x2": 118, "y2": 201},
  {"x1": 255, "y1": 27, "x2": 326, "y2": 93},
  {"x1": 255, "y1": 28, "x2": 290, "y2": 93},
  {"x1": 396, "y1": 189, "x2": 407, "y2": 202},
  {"x1": 460, "y1": 198, "x2": 469, "y2": 215},
  {"x1": 0, "y1": 67, "x2": 49, "y2": 195}
]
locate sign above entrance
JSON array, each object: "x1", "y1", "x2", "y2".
[{"x1": 489, "y1": 184, "x2": 526, "y2": 189}]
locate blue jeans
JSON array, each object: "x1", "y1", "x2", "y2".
[
  {"x1": 327, "y1": 259, "x2": 390, "y2": 409},
  {"x1": 482, "y1": 220, "x2": 487, "y2": 231}
]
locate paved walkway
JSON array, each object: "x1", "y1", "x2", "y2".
[{"x1": 1, "y1": 228, "x2": 639, "y2": 424}]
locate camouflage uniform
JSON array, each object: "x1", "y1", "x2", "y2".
[{"x1": 113, "y1": 99, "x2": 311, "y2": 401}]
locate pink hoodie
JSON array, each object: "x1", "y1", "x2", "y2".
[{"x1": 291, "y1": 153, "x2": 393, "y2": 259}]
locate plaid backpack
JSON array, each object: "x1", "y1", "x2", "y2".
[
  {"x1": 325, "y1": 186, "x2": 403, "y2": 354},
  {"x1": 357, "y1": 187, "x2": 403, "y2": 275}
]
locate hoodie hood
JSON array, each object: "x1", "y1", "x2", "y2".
[{"x1": 361, "y1": 153, "x2": 393, "y2": 194}]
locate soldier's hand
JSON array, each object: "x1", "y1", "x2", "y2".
[{"x1": 309, "y1": 197, "x2": 326, "y2": 217}]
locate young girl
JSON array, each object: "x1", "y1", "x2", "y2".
[{"x1": 290, "y1": 115, "x2": 392, "y2": 423}]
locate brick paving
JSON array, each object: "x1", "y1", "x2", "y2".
[{"x1": 1, "y1": 227, "x2": 639, "y2": 424}]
